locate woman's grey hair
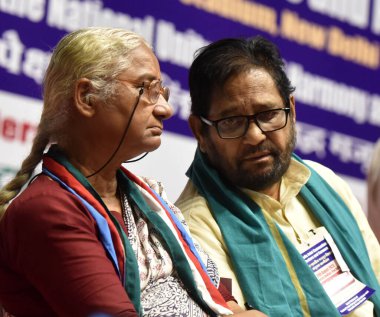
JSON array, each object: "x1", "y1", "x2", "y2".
[{"x1": 0, "y1": 27, "x2": 148, "y2": 217}]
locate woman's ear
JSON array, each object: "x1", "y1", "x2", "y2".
[
  {"x1": 74, "y1": 78, "x2": 96, "y2": 117},
  {"x1": 189, "y1": 114, "x2": 207, "y2": 153}
]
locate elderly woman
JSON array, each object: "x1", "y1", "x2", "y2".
[{"x1": 0, "y1": 28, "x2": 266, "y2": 317}]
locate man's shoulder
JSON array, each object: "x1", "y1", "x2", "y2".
[
  {"x1": 176, "y1": 180, "x2": 212, "y2": 218},
  {"x1": 175, "y1": 180, "x2": 223, "y2": 241},
  {"x1": 304, "y1": 160, "x2": 338, "y2": 178},
  {"x1": 301, "y1": 159, "x2": 343, "y2": 184},
  {"x1": 300, "y1": 158, "x2": 358, "y2": 207},
  {"x1": 176, "y1": 180, "x2": 200, "y2": 206}
]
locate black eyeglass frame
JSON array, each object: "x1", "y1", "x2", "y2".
[{"x1": 200, "y1": 107, "x2": 291, "y2": 139}]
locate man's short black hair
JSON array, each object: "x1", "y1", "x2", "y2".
[{"x1": 189, "y1": 36, "x2": 296, "y2": 117}]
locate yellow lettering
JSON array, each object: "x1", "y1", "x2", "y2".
[
  {"x1": 280, "y1": 10, "x2": 326, "y2": 50},
  {"x1": 328, "y1": 27, "x2": 379, "y2": 69},
  {"x1": 180, "y1": 0, "x2": 278, "y2": 35}
]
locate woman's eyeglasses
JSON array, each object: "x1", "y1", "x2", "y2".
[
  {"x1": 116, "y1": 78, "x2": 170, "y2": 103},
  {"x1": 140, "y1": 79, "x2": 170, "y2": 103}
]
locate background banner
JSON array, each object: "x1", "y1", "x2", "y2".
[{"x1": 1, "y1": 0, "x2": 379, "y2": 208}]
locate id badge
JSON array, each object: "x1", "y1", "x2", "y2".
[{"x1": 299, "y1": 227, "x2": 375, "y2": 315}]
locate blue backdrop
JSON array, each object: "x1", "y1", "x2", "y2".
[{"x1": 1, "y1": 0, "x2": 379, "y2": 181}]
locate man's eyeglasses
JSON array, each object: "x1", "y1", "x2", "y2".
[
  {"x1": 200, "y1": 107, "x2": 291, "y2": 139},
  {"x1": 117, "y1": 78, "x2": 170, "y2": 104}
]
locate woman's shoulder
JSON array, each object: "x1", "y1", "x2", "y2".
[
  {"x1": 3, "y1": 174, "x2": 95, "y2": 230},
  {"x1": 140, "y1": 176, "x2": 166, "y2": 198}
]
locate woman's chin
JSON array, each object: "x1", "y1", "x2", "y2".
[
  {"x1": 147, "y1": 139, "x2": 161, "y2": 152},
  {"x1": 138, "y1": 141, "x2": 162, "y2": 156}
]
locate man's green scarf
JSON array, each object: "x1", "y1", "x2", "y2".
[{"x1": 187, "y1": 148, "x2": 380, "y2": 316}]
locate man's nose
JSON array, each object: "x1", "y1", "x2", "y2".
[{"x1": 243, "y1": 119, "x2": 266, "y2": 145}]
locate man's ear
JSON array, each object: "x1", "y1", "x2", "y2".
[
  {"x1": 289, "y1": 95, "x2": 296, "y2": 123},
  {"x1": 189, "y1": 114, "x2": 207, "y2": 153},
  {"x1": 74, "y1": 78, "x2": 96, "y2": 117}
]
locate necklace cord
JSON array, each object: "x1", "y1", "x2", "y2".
[{"x1": 86, "y1": 88, "x2": 144, "y2": 178}]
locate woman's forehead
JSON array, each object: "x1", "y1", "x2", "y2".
[{"x1": 121, "y1": 45, "x2": 160, "y2": 82}]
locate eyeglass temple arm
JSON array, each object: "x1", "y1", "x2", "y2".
[
  {"x1": 199, "y1": 116, "x2": 214, "y2": 126},
  {"x1": 163, "y1": 87, "x2": 170, "y2": 101}
]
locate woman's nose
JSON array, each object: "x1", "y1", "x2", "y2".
[{"x1": 154, "y1": 95, "x2": 173, "y2": 120}]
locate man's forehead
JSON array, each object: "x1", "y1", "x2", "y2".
[{"x1": 208, "y1": 73, "x2": 282, "y2": 117}]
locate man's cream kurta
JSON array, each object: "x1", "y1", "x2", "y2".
[{"x1": 176, "y1": 159, "x2": 380, "y2": 316}]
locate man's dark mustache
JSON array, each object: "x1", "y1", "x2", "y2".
[{"x1": 240, "y1": 142, "x2": 281, "y2": 158}]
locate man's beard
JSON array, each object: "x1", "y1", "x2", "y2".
[{"x1": 206, "y1": 123, "x2": 297, "y2": 192}]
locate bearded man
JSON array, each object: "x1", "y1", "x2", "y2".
[{"x1": 176, "y1": 36, "x2": 380, "y2": 317}]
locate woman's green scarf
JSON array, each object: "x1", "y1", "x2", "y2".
[
  {"x1": 43, "y1": 146, "x2": 230, "y2": 316},
  {"x1": 187, "y1": 148, "x2": 380, "y2": 316}
]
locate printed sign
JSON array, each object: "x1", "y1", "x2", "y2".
[{"x1": 1, "y1": 0, "x2": 379, "y2": 200}]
